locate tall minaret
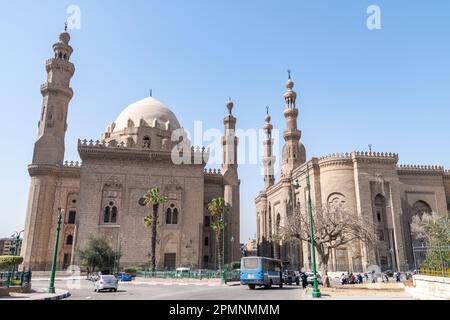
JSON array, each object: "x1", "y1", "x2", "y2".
[
  {"x1": 281, "y1": 71, "x2": 306, "y2": 176},
  {"x1": 263, "y1": 107, "x2": 275, "y2": 188},
  {"x1": 33, "y1": 26, "x2": 75, "y2": 165},
  {"x1": 22, "y1": 27, "x2": 75, "y2": 270},
  {"x1": 222, "y1": 99, "x2": 240, "y2": 264}
]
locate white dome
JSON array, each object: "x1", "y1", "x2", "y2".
[{"x1": 114, "y1": 97, "x2": 181, "y2": 132}]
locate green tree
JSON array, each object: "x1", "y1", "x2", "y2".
[
  {"x1": 207, "y1": 197, "x2": 229, "y2": 274},
  {"x1": 411, "y1": 213, "x2": 450, "y2": 271},
  {"x1": 143, "y1": 187, "x2": 168, "y2": 272},
  {"x1": 0, "y1": 256, "x2": 23, "y2": 270},
  {"x1": 77, "y1": 236, "x2": 119, "y2": 275}
]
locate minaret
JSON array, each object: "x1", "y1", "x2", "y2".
[
  {"x1": 33, "y1": 26, "x2": 75, "y2": 165},
  {"x1": 22, "y1": 27, "x2": 75, "y2": 270},
  {"x1": 222, "y1": 99, "x2": 240, "y2": 264},
  {"x1": 281, "y1": 71, "x2": 306, "y2": 176},
  {"x1": 263, "y1": 107, "x2": 275, "y2": 188}
]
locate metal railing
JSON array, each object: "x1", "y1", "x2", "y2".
[
  {"x1": 413, "y1": 246, "x2": 450, "y2": 278},
  {"x1": 0, "y1": 271, "x2": 32, "y2": 288},
  {"x1": 137, "y1": 269, "x2": 240, "y2": 282}
]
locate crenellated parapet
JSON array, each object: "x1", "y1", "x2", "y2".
[
  {"x1": 318, "y1": 151, "x2": 398, "y2": 168},
  {"x1": 78, "y1": 138, "x2": 210, "y2": 164},
  {"x1": 204, "y1": 168, "x2": 222, "y2": 176},
  {"x1": 204, "y1": 168, "x2": 223, "y2": 185},
  {"x1": 63, "y1": 160, "x2": 81, "y2": 168},
  {"x1": 398, "y1": 164, "x2": 446, "y2": 176}
]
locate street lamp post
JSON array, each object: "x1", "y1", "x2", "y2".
[
  {"x1": 293, "y1": 165, "x2": 322, "y2": 298},
  {"x1": 221, "y1": 215, "x2": 225, "y2": 285},
  {"x1": 230, "y1": 236, "x2": 235, "y2": 263},
  {"x1": 49, "y1": 209, "x2": 63, "y2": 294}
]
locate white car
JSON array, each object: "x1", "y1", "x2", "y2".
[{"x1": 94, "y1": 275, "x2": 118, "y2": 292}]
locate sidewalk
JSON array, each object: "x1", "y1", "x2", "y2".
[{"x1": 0, "y1": 288, "x2": 70, "y2": 300}]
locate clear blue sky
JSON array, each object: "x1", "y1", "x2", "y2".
[{"x1": 1, "y1": 1, "x2": 449, "y2": 242}]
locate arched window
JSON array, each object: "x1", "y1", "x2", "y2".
[
  {"x1": 410, "y1": 200, "x2": 432, "y2": 247},
  {"x1": 143, "y1": 136, "x2": 151, "y2": 148},
  {"x1": 66, "y1": 235, "x2": 73, "y2": 245},
  {"x1": 276, "y1": 214, "x2": 281, "y2": 233},
  {"x1": 104, "y1": 206, "x2": 110, "y2": 223},
  {"x1": 204, "y1": 237, "x2": 209, "y2": 246},
  {"x1": 103, "y1": 201, "x2": 118, "y2": 224},
  {"x1": 166, "y1": 208, "x2": 172, "y2": 224},
  {"x1": 172, "y1": 208, "x2": 178, "y2": 224},
  {"x1": 111, "y1": 206, "x2": 118, "y2": 223},
  {"x1": 166, "y1": 205, "x2": 179, "y2": 225},
  {"x1": 374, "y1": 194, "x2": 387, "y2": 225}
]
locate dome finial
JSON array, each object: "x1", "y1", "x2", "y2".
[
  {"x1": 288, "y1": 69, "x2": 291, "y2": 80},
  {"x1": 64, "y1": 21, "x2": 68, "y2": 32},
  {"x1": 265, "y1": 106, "x2": 271, "y2": 123},
  {"x1": 227, "y1": 97, "x2": 234, "y2": 115}
]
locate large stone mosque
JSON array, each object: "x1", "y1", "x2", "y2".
[
  {"x1": 255, "y1": 73, "x2": 450, "y2": 272},
  {"x1": 21, "y1": 30, "x2": 240, "y2": 271},
  {"x1": 21, "y1": 28, "x2": 450, "y2": 274}
]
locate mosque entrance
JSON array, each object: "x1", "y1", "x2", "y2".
[{"x1": 164, "y1": 253, "x2": 176, "y2": 270}]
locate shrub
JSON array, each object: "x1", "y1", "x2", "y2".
[
  {"x1": 0, "y1": 256, "x2": 23, "y2": 268},
  {"x1": 124, "y1": 268, "x2": 138, "y2": 275}
]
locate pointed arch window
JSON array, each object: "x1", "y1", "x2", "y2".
[
  {"x1": 66, "y1": 235, "x2": 73, "y2": 246},
  {"x1": 143, "y1": 136, "x2": 151, "y2": 148},
  {"x1": 166, "y1": 204, "x2": 179, "y2": 225},
  {"x1": 104, "y1": 201, "x2": 119, "y2": 224}
]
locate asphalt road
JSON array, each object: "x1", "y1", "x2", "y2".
[{"x1": 31, "y1": 279, "x2": 306, "y2": 300}]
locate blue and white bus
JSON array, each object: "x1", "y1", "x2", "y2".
[{"x1": 240, "y1": 257, "x2": 283, "y2": 289}]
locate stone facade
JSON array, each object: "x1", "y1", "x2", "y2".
[
  {"x1": 21, "y1": 30, "x2": 240, "y2": 271},
  {"x1": 256, "y1": 75, "x2": 450, "y2": 273}
]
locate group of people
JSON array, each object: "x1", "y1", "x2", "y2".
[
  {"x1": 339, "y1": 270, "x2": 414, "y2": 285},
  {"x1": 340, "y1": 272, "x2": 364, "y2": 285}
]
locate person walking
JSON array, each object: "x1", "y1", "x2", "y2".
[{"x1": 301, "y1": 272, "x2": 308, "y2": 289}]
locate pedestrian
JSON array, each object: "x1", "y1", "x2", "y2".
[
  {"x1": 364, "y1": 273, "x2": 369, "y2": 282},
  {"x1": 357, "y1": 274, "x2": 363, "y2": 284},
  {"x1": 396, "y1": 272, "x2": 401, "y2": 282},
  {"x1": 301, "y1": 272, "x2": 308, "y2": 289},
  {"x1": 351, "y1": 273, "x2": 356, "y2": 285},
  {"x1": 384, "y1": 273, "x2": 389, "y2": 282},
  {"x1": 340, "y1": 273, "x2": 346, "y2": 285}
]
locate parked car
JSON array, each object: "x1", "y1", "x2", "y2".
[
  {"x1": 116, "y1": 272, "x2": 133, "y2": 282},
  {"x1": 306, "y1": 272, "x2": 323, "y2": 285},
  {"x1": 175, "y1": 268, "x2": 191, "y2": 278},
  {"x1": 94, "y1": 275, "x2": 118, "y2": 292},
  {"x1": 283, "y1": 270, "x2": 300, "y2": 285}
]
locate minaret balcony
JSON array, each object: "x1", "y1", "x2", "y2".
[
  {"x1": 45, "y1": 58, "x2": 75, "y2": 75},
  {"x1": 40, "y1": 82, "x2": 74, "y2": 98}
]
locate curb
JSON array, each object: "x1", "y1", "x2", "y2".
[
  {"x1": 226, "y1": 282, "x2": 241, "y2": 287},
  {"x1": 43, "y1": 291, "x2": 71, "y2": 300}
]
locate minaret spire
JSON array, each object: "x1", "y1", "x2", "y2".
[
  {"x1": 263, "y1": 106, "x2": 275, "y2": 188},
  {"x1": 32, "y1": 29, "x2": 75, "y2": 165},
  {"x1": 281, "y1": 71, "x2": 306, "y2": 176},
  {"x1": 221, "y1": 98, "x2": 240, "y2": 265}
]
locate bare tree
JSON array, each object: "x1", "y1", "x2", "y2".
[{"x1": 280, "y1": 204, "x2": 376, "y2": 286}]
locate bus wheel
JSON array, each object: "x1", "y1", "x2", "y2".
[{"x1": 248, "y1": 284, "x2": 256, "y2": 290}]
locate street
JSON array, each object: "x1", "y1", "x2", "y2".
[{"x1": 31, "y1": 279, "x2": 305, "y2": 300}]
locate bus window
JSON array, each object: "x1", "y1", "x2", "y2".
[{"x1": 243, "y1": 258, "x2": 259, "y2": 269}]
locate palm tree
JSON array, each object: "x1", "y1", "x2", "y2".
[
  {"x1": 143, "y1": 187, "x2": 168, "y2": 272},
  {"x1": 207, "y1": 197, "x2": 229, "y2": 275}
]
